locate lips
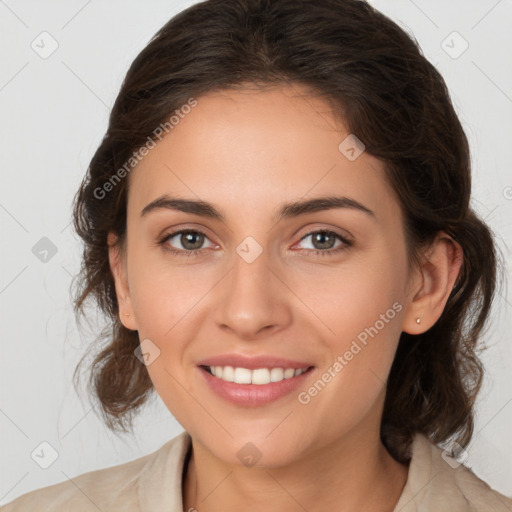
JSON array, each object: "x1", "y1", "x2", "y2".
[{"x1": 196, "y1": 353, "x2": 316, "y2": 406}]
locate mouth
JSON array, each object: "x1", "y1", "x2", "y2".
[{"x1": 198, "y1": 364, "x2": 316, "y2": 407}]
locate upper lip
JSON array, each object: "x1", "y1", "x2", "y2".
[{"x1": 197, "y1": 353, "x2": 314, "y2": 370}]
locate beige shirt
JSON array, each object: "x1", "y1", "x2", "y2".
[{"x1": 2, "y1": 431, "x2": 511, "y2": 511}]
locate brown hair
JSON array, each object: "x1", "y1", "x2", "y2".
[{"x1": 72, "y1": 0, "x2": 498, "y2": 462}]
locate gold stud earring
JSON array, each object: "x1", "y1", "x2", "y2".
[{"x1": 416, "y1": 317, "x2": 421, "y2": 324}]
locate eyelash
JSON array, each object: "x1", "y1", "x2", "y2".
[{"x1": 157, "y1": 229, "x2": 353, "y2": 258}]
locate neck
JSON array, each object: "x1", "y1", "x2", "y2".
[{"x1": 182, "y1": 423, "x2": 409, "y2": 512}]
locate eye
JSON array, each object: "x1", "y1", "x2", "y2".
[
  {"x1": 295, "y1": 229, "x2": 352, "y2": 256},
  {"x1": 158, "y1": 229, "x2": 216, "y2": 256},
  {"x1": 158, "y1": 228, "x2": 352, "y2": 258}
]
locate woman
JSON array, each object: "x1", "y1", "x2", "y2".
[{"x1": 3, "y1": 0, "x2": 511, "y2": 510}]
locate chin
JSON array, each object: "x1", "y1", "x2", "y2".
[{"x1": 201, "y1": 432, "x2": 310, "y2": 469}]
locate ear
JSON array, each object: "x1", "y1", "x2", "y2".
[
  {"x1": 402, "y1": 232, "x2": 463, "y2": 334},
  {"x1": 108, "y1": 231, "x2": 138, "y2": 331}
]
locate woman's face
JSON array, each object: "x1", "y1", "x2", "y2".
[{"x1": 113, "y1": 84, "x2": 419, "y2": 466}]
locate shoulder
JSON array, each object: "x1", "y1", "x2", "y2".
[
  {"x1": 394, "y1": 433, "x2": 512, "y2": 512},
  {"x1": 0, "y1": 431, "x2": 191, "y2": 512}
]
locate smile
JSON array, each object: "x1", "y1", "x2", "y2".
[{"x1": 198, "y1": 365, "x2": 315, "y2": 407}]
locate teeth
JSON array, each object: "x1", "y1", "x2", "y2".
[
  {"x1": 234, "y1": 367, "x2": 252, "y2": 384},
  {"x1": 284, "y1": 368, "x2": 295, "y2": 379},
  {"x1": 251, "y1": 368, "x2": 269, "y2": 385},
  {"x1": 221, "y1": 366, "x2": 234, "y2": 381},
  {"x1": 206, "y1": 365, "x2": 309, "y2": 385},
  {"x1": 270, "y1": 368, "x2": 284, "y2": 382}
]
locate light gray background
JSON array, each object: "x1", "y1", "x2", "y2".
[{"x1": 1, "y1": 0, "x2": 511, "y2": 504}]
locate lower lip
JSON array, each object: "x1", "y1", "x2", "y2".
[{"x1": 198, "y1": 366, "x2": 315, "y2": 407}]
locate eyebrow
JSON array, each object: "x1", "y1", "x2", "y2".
[{"x1": 140, "y1": 195, "x2": 376, "y2": 221}]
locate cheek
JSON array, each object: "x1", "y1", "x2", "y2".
[
  {"x1": 126, "y1": 254, "x2": 207, "y2": 430},
  {"x1": 292, "y1": 246, "x2": 406, "y2": 411},
  {"x1": 296, "y1": 246, "x2": 407, "y2": 347},
  {"x1": 127, "y1": 244, "x2": 215, "y2": 339},
  {"x1": 125, "y1": 249, "x2": 217, "y2": 423}
]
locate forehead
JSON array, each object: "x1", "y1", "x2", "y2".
[{"x1": 128, "y1": 84, "x2": 400, "y2": 223}]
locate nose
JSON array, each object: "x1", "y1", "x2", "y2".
[{"x1": 214, "y1": 245, "x2": 293, "y2": 340}]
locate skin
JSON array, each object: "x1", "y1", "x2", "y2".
[{"x1": 109, "y1": 83, "x2": 463, "y2": 511}]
